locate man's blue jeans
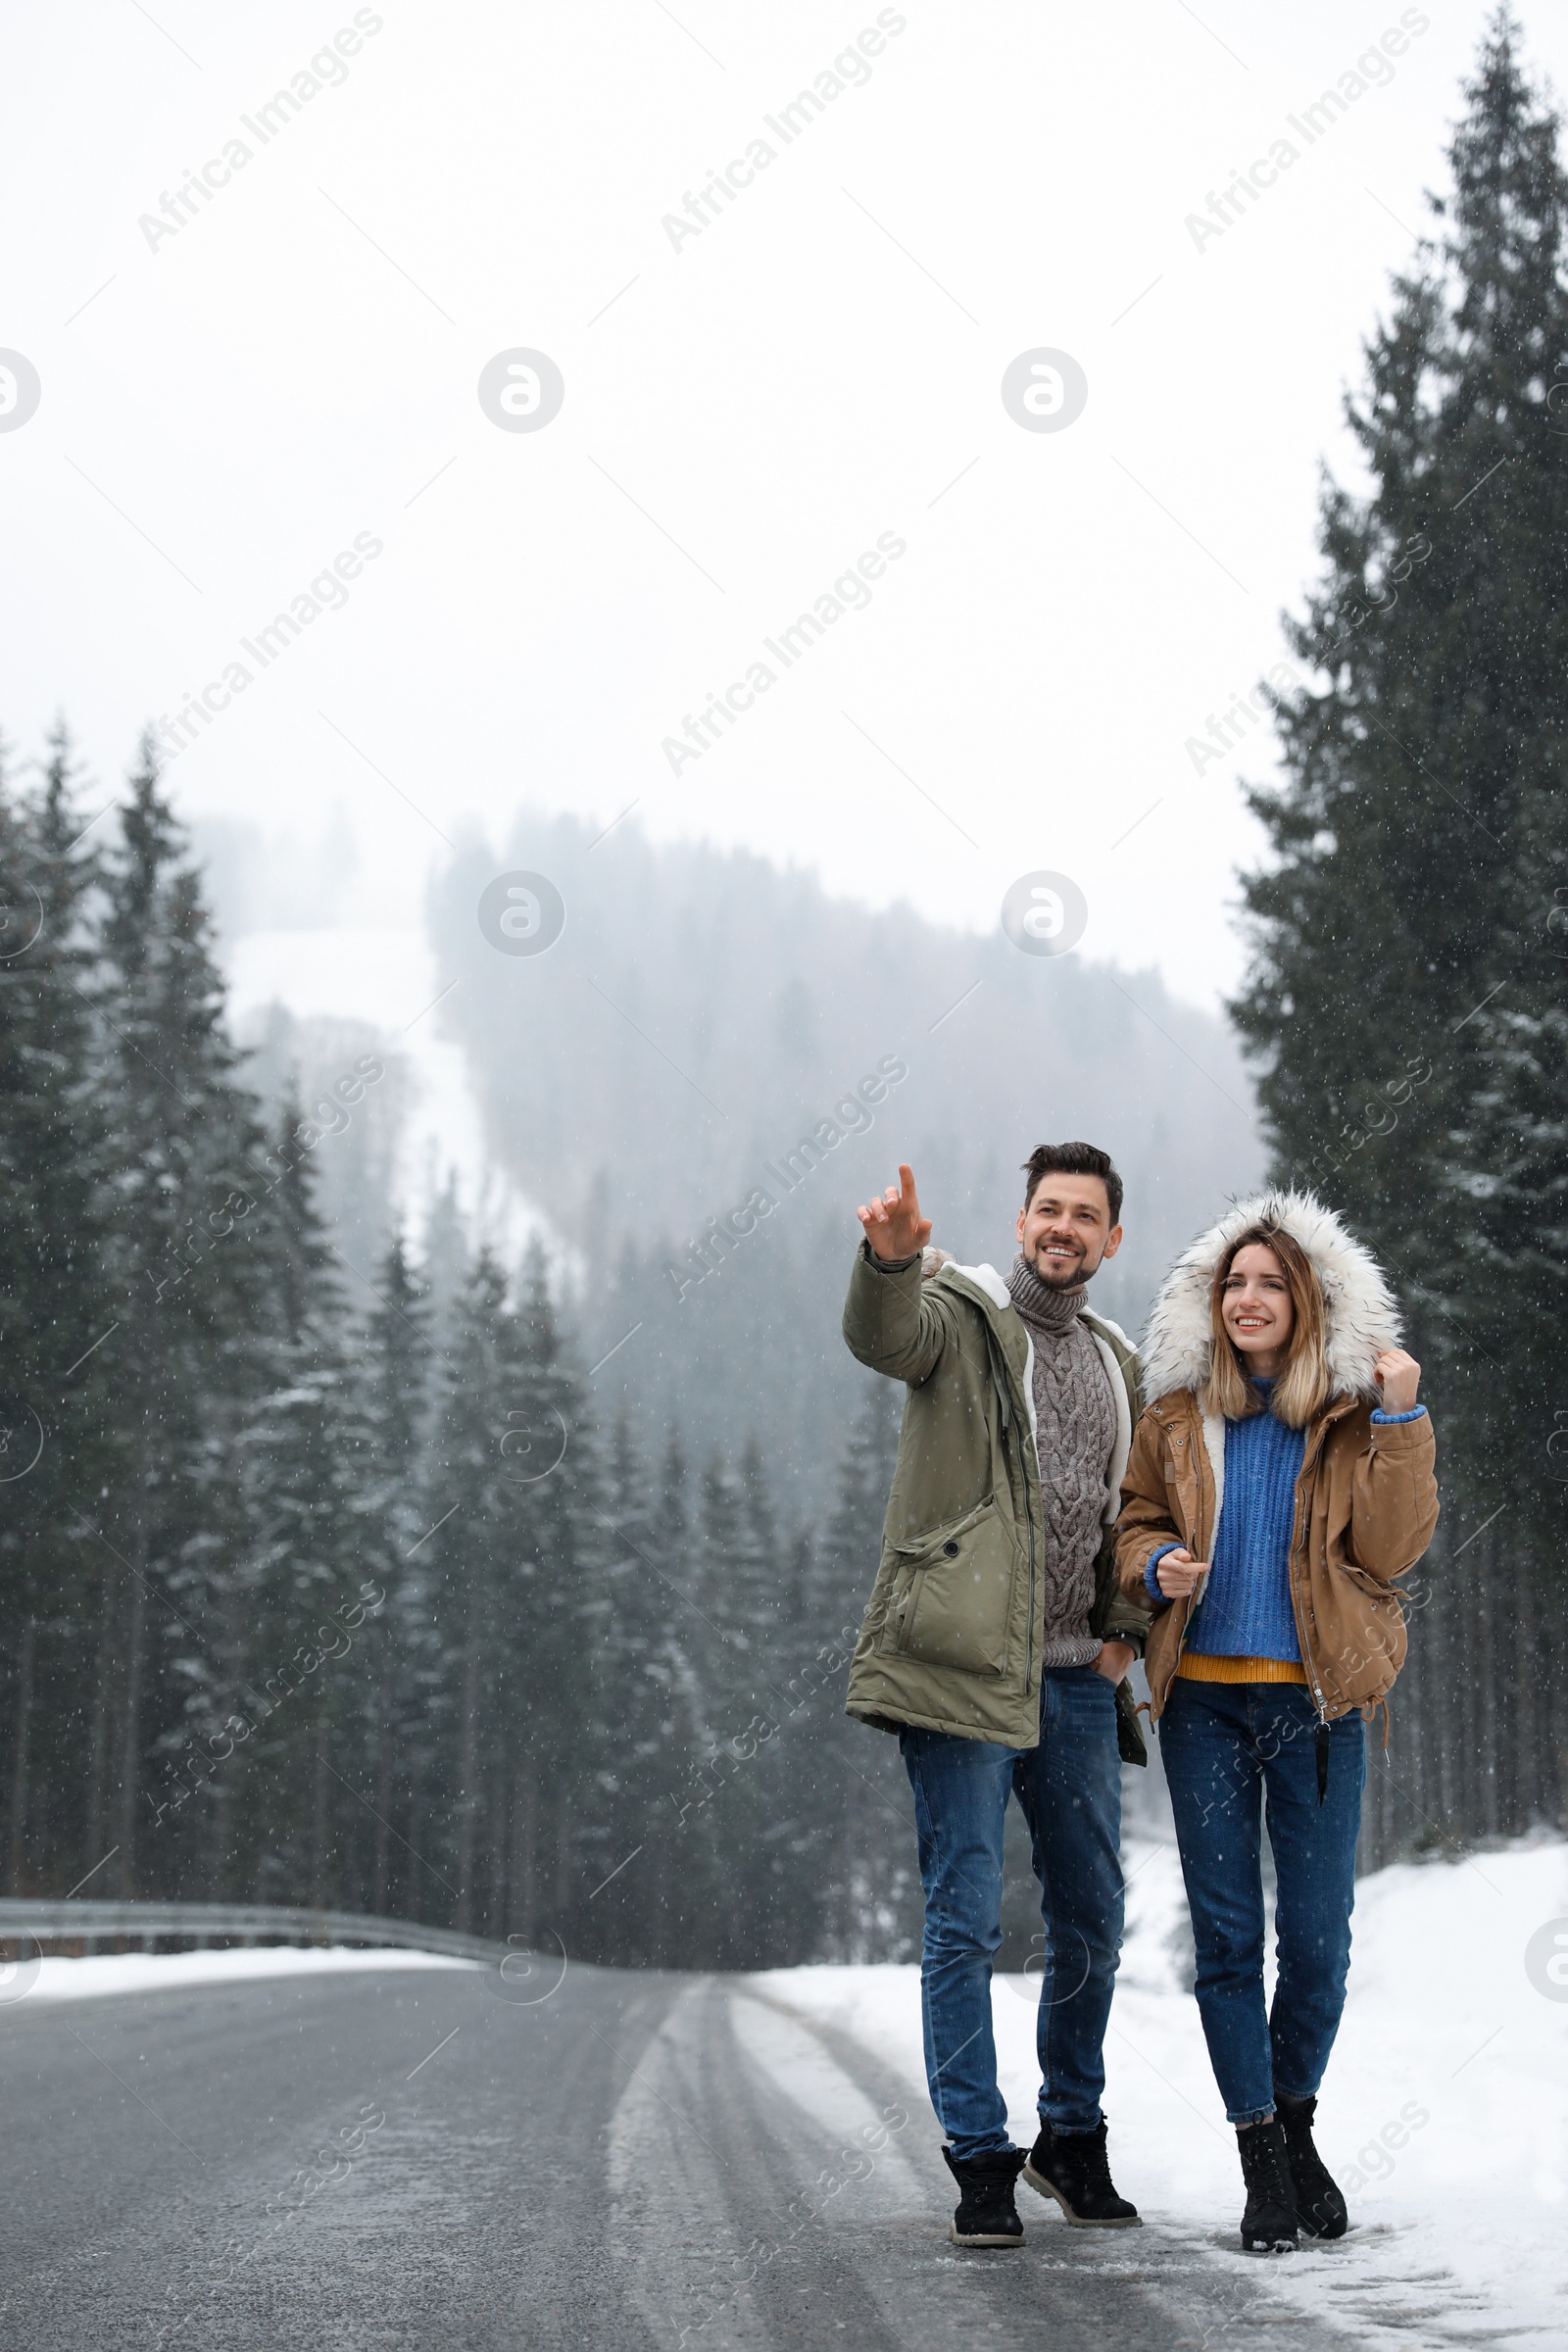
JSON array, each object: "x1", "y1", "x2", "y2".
[
  {"x1": 1159, "y1": 1677, "x2": 1366, "y2": 2125},
  {"x1": 900, "y1": 1666, "x2": 1123, "y2": 2160}
]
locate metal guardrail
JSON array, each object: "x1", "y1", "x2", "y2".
[{"x1": 0, "y1": 1899, "x2": 510, "y2": 1965}]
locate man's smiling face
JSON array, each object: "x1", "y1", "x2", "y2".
[{"x1": 1015, "y1": 1172, "x2": 1122, "y2": 1291}]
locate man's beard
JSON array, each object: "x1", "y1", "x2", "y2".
[{"x1": 1028, "y1": 1239, "x2": 1099, "y2": 1291}]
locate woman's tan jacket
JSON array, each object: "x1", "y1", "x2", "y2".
[
  {"x1": 1116, "y1": 1387, "x2": 1438, "y2": 1723},
  {"x1": 1112, "y1": 1188, "x2": 1440, "y2": 1725}
]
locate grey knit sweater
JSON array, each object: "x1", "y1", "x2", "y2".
[{"x1": 1004, "y1": 1253, "x2": 1115, "y2": 1669}]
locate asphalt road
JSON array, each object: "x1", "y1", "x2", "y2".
[{"x1": 0, "y1": 1960, "x2": 1358, "y2": 2350}]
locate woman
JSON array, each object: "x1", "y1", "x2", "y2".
[{"x1": 1116, "y1": 1191, "x2": 1437, "y2": 2253}]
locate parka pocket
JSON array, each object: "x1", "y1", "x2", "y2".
[{"x1": 882, "y1": 1496, "x2": 1017, "y2": 1677}]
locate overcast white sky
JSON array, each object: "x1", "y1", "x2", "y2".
[{"x1": 3, "y1": 0, "x2": 1559, "y2": 1019}]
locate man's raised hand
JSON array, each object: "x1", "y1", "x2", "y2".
[{"x1": 856, "y1": 1163, "x2": 933, "y2": 1263}]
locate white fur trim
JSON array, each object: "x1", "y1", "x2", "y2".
[
  {"x1": 1193, "y1": 1411, "x2": 1228, "y2": 1606},
  {"x1": 1087, "y1": 1327, "x2": 1132, "y2": 1524},
  {"x1": 923, "y1": 1250, "x2": 1041, "y2": 1467},
  {"x1": 1140, "y1": 1189, "x2": 1402, "y2": 1404},
  {"x1": 1200, "y1": 1410, "x2": 1226, "y2": 1533},
  {"x1": 1018, "y1": 1329, "x2": 1040, "y2": 1473},
  {"x1": 951, "y1": 1258, "x2": 1010, "y2": 1310},
  {"x1": 956, "y1": 1260, "x2": 1041, "y2": 1465}
]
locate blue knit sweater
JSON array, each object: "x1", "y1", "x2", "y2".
[
  {"x1": 1185, "y1": 1384, "x2": 1304, "y2": 1658},
  {"x1": 1144, "y1": 1381, "x2": 1427, "y2": 1657}
]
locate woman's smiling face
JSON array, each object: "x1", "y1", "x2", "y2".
[{"x1": 1221, "y1": 1241, "x2": 1296, "y2": 1376}]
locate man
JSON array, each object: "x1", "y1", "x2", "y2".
[{"x1": 843, "y1": 1144, "x2": 1148, "y2": 2247}]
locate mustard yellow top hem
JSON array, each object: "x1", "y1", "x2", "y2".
[{"x1": 1176, "y1": 1652, "x2": 1308, "y2": 1686}]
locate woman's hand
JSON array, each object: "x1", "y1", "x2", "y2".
[
  {"x1": 1093, "y1": 1640, "x2": 1135, "y2": 1686},
  {"x1": 1373, "y1": 1348, "x2": 1421, "y2": 1414},
  {"x1": 1155, "y1": 1547, "x2": 1206, "y2": 1599}
]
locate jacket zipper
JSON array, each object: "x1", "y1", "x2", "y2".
[
  {"x1": 1009, "y1": 1343, "x2": 1037, "y2": 1692},
  {"x1": 1166, "y1": 1416, "x2": 1204, "y2": 1681},
  {"x1": 1291, "y1": 1422, "x2": 1334, "y2": 1725},
  {"x1": 1023, "y1": 1399, "x2": 1036, "y2": 1693},
  {"x1": 1289, "y1": 1430, "x2": 1334, "y2": 1806}
]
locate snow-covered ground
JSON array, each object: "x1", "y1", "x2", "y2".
[
  {"x1": 1, "y1": 1943, "x2": 479, "y2": 2008},
  {"x1": 760, "y1": 1835, "x2": 1568, "y2": 2351}
]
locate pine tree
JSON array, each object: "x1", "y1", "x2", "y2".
[
  {"x1": 644, "y1": 1429, "x2": 704, "y2": 1962},
  {"x1": 92, "y1": 738, "x2": 269, "y2": 1895},
  {"x1": 214, "y1": 1090, "x2": 363, "y2": 1905},
  {"x1": 803, "y1": 1376, "x2": 910, "y2": 1958},
  {"x1": 507, "y1": 1239, "x2": 600, "y2": 1941},
  {"x1": 672, "y1": 1441, "x2": 788, "y2": 1964},
  {"x1": 422, "y1": 1247, "x2": 522, "y2": 1933},
  {"x1": 577, "y1": 1405, "x2": 667, "y2": 1960},
  {"x1": 346, "y1": 1231, "x2": 433, "y2": 1916},
  {"x1": 0, "y1": 727, "x2": 113, "y2": 1891},
  {"x1": 417, "y1": 1170, "x2": 470, "y2": 1364}
]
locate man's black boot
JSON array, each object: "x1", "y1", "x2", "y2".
[
  {"x1": 1022, "y1": 2119, "x2": 1140, "y2": 2227},
  {"x1": 941, "y1": 2145, "x2": 1026, "y2": 2246},
  {"x1": 1278, "y1": 2094, "x2": 1348, "y2": 2239},
  {"x1": 1237, "y1": 2118, "x2": 1299, "y2": 2252}
]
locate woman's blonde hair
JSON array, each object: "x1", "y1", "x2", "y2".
[{"x1": 1201, "y1": 1222, "x2": 1331, "y2": 1429}]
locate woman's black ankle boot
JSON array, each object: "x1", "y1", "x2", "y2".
[
  {"x1": 1278, "y1": 2094, "x2": 1348, "y2": 2239},
  {"x1": 1237, "y1": 2118, "x2": 1299, "y2": 2252}
]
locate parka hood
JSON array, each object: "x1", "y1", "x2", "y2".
[{"x1": 1139, "y1": 1190, "x2": 1402, "y2": 1405}]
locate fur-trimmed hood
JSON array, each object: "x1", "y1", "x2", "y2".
[{"x1": 1139, "y1": 1190, "x2": 1402, "y2": 1405}]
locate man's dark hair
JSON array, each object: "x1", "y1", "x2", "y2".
[{"x1": 1021, "y1": 1141, "x2": 1123, "y2": 1227}]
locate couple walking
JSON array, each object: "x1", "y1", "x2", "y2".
[{"x1": 844, "y1": 1142, "x2": 1437, "y2": 2253}]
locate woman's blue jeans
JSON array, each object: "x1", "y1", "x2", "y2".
[
  {"x1": 900, "y1": 1666, "x2": 1123, "y2": 2160},
  {"x1": 1159, "y1": 1677, "x2": 1366, "y2": 2125}
]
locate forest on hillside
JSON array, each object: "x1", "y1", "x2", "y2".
[{"x1": 0, "y1": 740, "x2": 920, "y2": 1961}]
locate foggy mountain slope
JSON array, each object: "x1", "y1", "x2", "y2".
[{"x1": 429, "y1": 817, "x2": 1264, "y2": 1492}]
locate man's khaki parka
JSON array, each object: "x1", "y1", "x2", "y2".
[{"x1": 841, "y1": 1243, "x2": 1150, "y2": 1759}]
